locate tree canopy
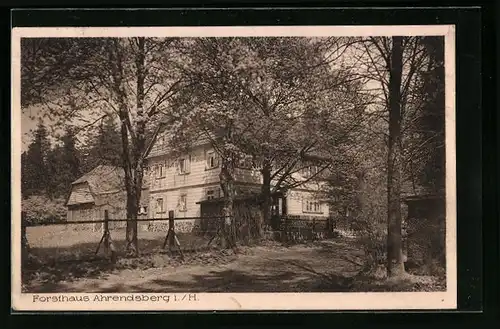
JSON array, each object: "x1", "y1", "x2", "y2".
[{"x1": 20, "y1": 35, "x2": 446, "y2": 268}]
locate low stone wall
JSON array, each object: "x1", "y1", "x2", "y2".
[{"x1": 146, "y1": 219, "x2": 197, "y2": 233}]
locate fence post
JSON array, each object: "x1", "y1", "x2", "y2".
[
  {"x1": 327, "y1": 217, "x2": 332, "y2": 237},
  {"x1": 21, "y1": 211, "x2": 29, "y2": 264},
  {"x1": 168, "y1": 210, "x2": 175, "y2": 249},
  {"x1": 312, "y1": 218, "x2": 316, "y2": 241},
  {"x1": 327, "y1": 217, "x2": 334, "y2": 237},
  {"x1": 284, "y1": 216, "x2": 288, "y2": 243},
  {"x1": 103, "y1": 210, "x2": 109, "y2": 255}
]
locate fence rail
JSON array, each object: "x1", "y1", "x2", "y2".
[
  {"x1": 23, "y1": 212, "x2": 341, "y2": 265},
  {"x1": 23, "y1": 210, "x2": 227, "y2": 264},
  {"x1": 25, "y1": 215, "x2": 229, "y2": 227}
]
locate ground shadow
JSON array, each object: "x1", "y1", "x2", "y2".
[
  {"x1": 22, "y1": 233, "x2": 217, "y2": 292},
  {"x1": 82, "y1": 267, "x2": 356, "y2": 293},
  {"x1": 66, "y1": 240, "x2": 363, "y2": 293},
  {"x1": 23, "y1": 237, "x2": 445, "y2": 293}
]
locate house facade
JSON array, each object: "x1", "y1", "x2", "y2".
[{"x1": 144, "y1": 129, "x2": 330, "y2": 233}]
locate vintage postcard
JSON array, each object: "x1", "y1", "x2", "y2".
[{"x1": 11, "y1": 24, "x2": 456, "y2": 311}]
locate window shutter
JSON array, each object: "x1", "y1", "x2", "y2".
[
  {"x1": 302, "y1": 198, "x2": 307, "y2": 212},
  {"x1": 215, "y1": 153, "x2": 220, "y2": 167}
]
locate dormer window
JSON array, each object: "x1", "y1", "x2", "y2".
[
  {"x1": 155, "y1": 164, "x2": 165, "y2": 178},
  {"x1": 302, "y1": 165, "x2": 320, "y2": 177},
  {"x1": 206, "y1": 150, "x2": 219, "y2": 169},
  {"x1": 238, "y1": 155, "x2": 253, "y2": 169}
]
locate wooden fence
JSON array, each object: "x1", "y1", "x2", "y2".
[
  {"x1": 278, "y1": 216, "x2": 337, "y2": 243},
  {"x1": 23, "y1": 210, "x2": 228, "y2": 263},
  {"x1": 23, "y1": 212, "x2": 339, "y2": 265}
]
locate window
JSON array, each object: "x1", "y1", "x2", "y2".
[
  {"x1": 178, "y1": 194, "x2": 187, "y2": 212},
  {"x1": 159, "y1": 164, "x2": 164, "y2": 178},
  {"x1": 302, "y1": 165, "x2": 320, "y2": 177},
  {"x1": 155, "y1": 164, "x2": 165, "y2": 178},
  {"x1": 178, "y1": 156, "x2": 190, "y2": 174},
  {"x1": 179, "y1": 159, "x2": 185, "y2": 173},
  {"x1": 238, "y1": 155, "x2": 253, "y2": 169},
  {"x1": 310, "y1": 166, "x2": 319, "y2": 176},
  {"x1": 206, "y1": 151, "x2": 218, "y2": 169},
  {"x1": 303, "y1": 200, "x2": 323, "y2": 214},
  {"x1": 206, "y1": 189, "x2": 219, "y2": 200},
  {"x1": 156, "y1": 198, "x2": 164, "y2": 213},
  {"x1": 138, "y1": 206, "x2": 148, "y2": 215}
]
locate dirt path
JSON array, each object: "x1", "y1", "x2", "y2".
[{"x1": 28, "y1": 240, "x2": 365, "y2": 293}]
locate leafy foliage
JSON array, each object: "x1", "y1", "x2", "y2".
[
  {"x1": 20, "y1": 35, "x2": 446, "y2": 274},
  {"x1": 402, "y1": 37, "x2": 445, "y2": 193},
  {"x1": 22, "y1": 120, "x2": 51, "y2": 197},
  {"x1": 80, "y1": 115, "x2": 122, "y2": 173},
  {"x1": 21, "y1": 37, "x2": 187, "y2": 256},
  {"x1": 22, "y1": 195, "x2": 67, "y2": 225}
]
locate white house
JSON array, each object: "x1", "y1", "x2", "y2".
[{"x1": 143, "y1": 127, "x2": 330, "y2": 232}]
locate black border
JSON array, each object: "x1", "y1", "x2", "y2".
[
  {"x1": 5, "y1": 4, "x2": 495, "y2": 328},
  {"x1": 9, "y1": 7, "x2": 482, "y2": 27}
]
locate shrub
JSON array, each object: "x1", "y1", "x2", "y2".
[
  {"x1": 22, "y1": 195, "x2": 67, "y2": 225},
  {"x1": 353, "y1": 203, "x2": 388, "y2": 277}
]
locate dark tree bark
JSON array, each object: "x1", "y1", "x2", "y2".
[
  {"x1": 125, "y1": 37, "x2": 147, "y2": 257},
  {"x1": 386, "y1": 36, "x2": 406, "y2": 277},
  {"x1": 418, "y1": 36, "x2": 446, "y2": 193},
  {"x1": 219, "y1": 128, "x2": 237, "y2": 249},
  {"x1": 260, "y1": 160, "x2": 272, "y2": 235},
  {"x1": 21, "y1": 212, "x2": 30, "y2": 267},
  {"x1": 108, "y1": 38, "x2": 148, "y2": 257}
]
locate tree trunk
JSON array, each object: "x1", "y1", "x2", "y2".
[
  {"x1": 118, "y1": 119, "x2": 139, "y2": 257},
  {"x1": 125, "y1": 189, "x2": 139, "y2": 256},
  {"x1": 220, "y1": 157, "x2": 236, "y2": 249},
  {"x1": 21, "y1": 212, "x2": 30, "y2": 267},
  {"x1": 219, "y1": 124, "x2": 237, "y2": 249},
  {"x1": 114, "y1": 37, "x2": 147, "y2": 258},
  {"x1": 260, "y1": 161, "x2": 272, "y2": 236},
  {"x1": 124, "y1": 37, "x2": 147, "y2": 257},
  {"x1": 386, "y1": 36, "x2": 406, "y2": 278}
]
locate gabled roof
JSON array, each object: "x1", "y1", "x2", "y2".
[
  {"x1": 66, "y1": 183, "x2": 94, "y2": 206},
  {"x1": 67, "y1": 165, "x2": 150, "y2": 207},
  {"x1": 71, "y1": 165, "x2": 125, "y2": 195},
  {"x1": 145, "y1": 124, "x2": 222, "y2": 159}
]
